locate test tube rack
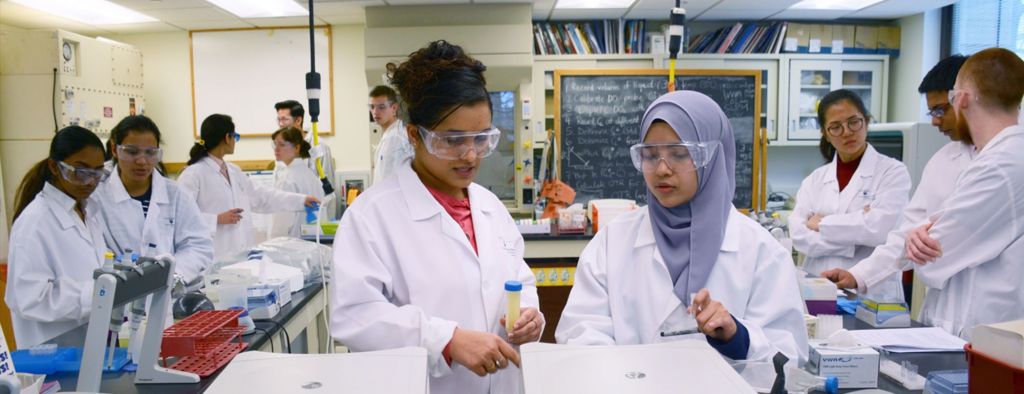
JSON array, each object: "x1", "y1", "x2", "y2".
[{"x1": 162, "y1": 310, "x2": 247, "y2": 377}]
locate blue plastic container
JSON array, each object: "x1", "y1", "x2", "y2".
[
  {"x1": 12, "y1": 347, "x2": 129, "y2": 375},
  {"x1": 925, "y1": 369, "x2": 968, "y2": 394}
]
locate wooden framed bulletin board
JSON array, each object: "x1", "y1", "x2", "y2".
[
  {"x1": 189, "y1": 26, "x2": 335, "y2": 137},
  {"x1": 554, "y1": 69, "x2": 764, "y2": 211}
]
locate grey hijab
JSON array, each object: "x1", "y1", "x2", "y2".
[{"x1": 639, "y1": 91, "x2": 736, "y2": 304}]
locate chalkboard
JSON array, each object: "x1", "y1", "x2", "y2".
[{"x1": 555, "y1": 69, "x2": 761, "y2": 210}]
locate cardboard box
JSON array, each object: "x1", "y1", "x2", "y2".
[
  {"x1": 832, "y1": 25, "x2": 856, "y2": 54},
  {"x1": 972, "y1": 320, "x2": 1024, "y2": 369},
  {"x1": 808, "y1": 24, "x2": 833, "y2": 53},
  {"x1": 876, "y1": 26, "x2": 901, "y2": 56},
  {"x1": 854, "y1": 26, "x2": 878, "y2": 54},
  {"x1": 809, "y1": 340, "x2": 880, "y2": 389}
]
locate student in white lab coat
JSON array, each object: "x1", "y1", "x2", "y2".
[
  {"x1": 330, "y1": 40, "x2": 543, "y2": 394},
  {"x1": 268, "y1": 127, "x2": 325, "y2": 238},
  {"x1": 275, "y1": 100, "x2": 334, "y2": 195},
  {"x1": 556, "y1": 91, "x2": 809, "y2": 365},
  {"x1": 90, "y1": 115, "x2": 214, "y2": 284},
  {"x1": 369, "y1": 85, "x2": 414, "y2": 183},
  {"x1": 899, "y1": 48, "x2": 1024, "y2": 339},
  {"x1": 177, "y1": 114, "x2": 319, "y2": 261},
  {"x1": 823, "y1": 56, "x2": 975, "y2": 313},
  {"x1": 5, "y1": 126, "x2": 109, "y2": 347},
  {"x1": 789, "y1": 89, "x2": 911, "y2": 301}
]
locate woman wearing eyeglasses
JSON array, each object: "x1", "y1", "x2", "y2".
[
  {"x1": 6, "y1": 126, "x2": 110, "y2": 347},
  {"x1": 268, "y1": 127, "x2": 324, "y2": 238},
  {"x1": 789, "y1": 89, "x2": 911, "y2": 301},
  {"x1": 330, "y1": 41, "x2": 542, "y2": 394},
  {"x1": 89, "y1": 115, "x2": 213, "y2": 285},
  {"x1": 177, "y1": 114, "x2": 319, "y2": 261},
  {"x1": 555, "y1": 91, "x2": 808, "y2": 365}
]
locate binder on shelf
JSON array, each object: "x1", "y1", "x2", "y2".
[
  {"x1": 854, "y1": 25, "x2": 878, "y2": 54},
  {"x1": 876, "y1": 26, "x2": 901, "y2": 56},
  {"x1": 832, "y1": 25, "x2": 856, "y2": 54},
  {"x1": 784, "y1": 23, "x2": 811, "y2": 53}
]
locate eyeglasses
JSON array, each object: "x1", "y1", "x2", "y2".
[
  {"x1": 629, "y1": 141, "x2": 720, "y2": 173},
  {"x1": 230, "y1": 132, "x2": 241, "y2": 142},
  {"x1": 825, "y1": 117, "x2": 865, "y2": 136},
  {"x1": 926, "y1": 103, "x2": 950, "y2": 119},
  {"x1": 57, "y1": 161, "x2": 110, "y2": 185},
  {"x1": 368, "y1": 103, "x2": 392, "y2": 111},
  {"x1": 416, "y1": 125, "x2": 501, "y2": 160},
  {"x1": 277, "y1": 116, "x2": 294, "y2": 126},
  {"x1": 117, "y1": 144, "x2": 162, "y2": 163}
]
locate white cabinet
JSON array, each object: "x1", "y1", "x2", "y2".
[{"x1": 785, "y1": 58, "x2": 886, "y2": 142}]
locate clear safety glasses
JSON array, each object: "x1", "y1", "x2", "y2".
[
  {"x1": 117, "y1": 144, "x2": 162, "y2": 163},
  {"x1": 417, "y1": 125, "x2": 501, "y2": 160},
  {"x1": 629, "y1": 141, "x2": 720, "y2": 173},
  {"x1": 272, "y1": 141, "x2": 295, "y2": 150},
  {"x1": 57, "y1": 161, "x2": 110, "y2": 185}
]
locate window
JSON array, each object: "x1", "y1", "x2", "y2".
[
  {"x1": 476, "y1": 90, "x2": 517, "y2": 201},
  {"x1": 951, "y1": 0, "x2": 1024, "y2": 57}
]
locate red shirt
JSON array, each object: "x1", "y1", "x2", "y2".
[
  {"x1": 836, "y1": 154, "x2": 863, "y2": 192},
  {"x1": 424, "y1": 185, "x2": 477, "y2": 254}
]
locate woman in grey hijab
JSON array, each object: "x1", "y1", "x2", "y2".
[{"x1": 556, "y1": 91, "x2": 808, "y2": 365}]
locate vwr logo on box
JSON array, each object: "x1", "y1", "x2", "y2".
[{"x1": 809, "y1": 341, "x2": 880, "y2": 389}]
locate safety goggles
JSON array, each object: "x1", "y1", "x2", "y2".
[
  {"x1": 57, "y1": 161, "x2": 110, "y2": 185},
  {"x1": 230, "y1": 132, "x2": 241, "y2": 142},
  {"x1": 117, "y1": 144, "x2": 162, "y2": 163},
  {"x1": 629, "y1": 141, "x2": 720, "y2": 173},
  {"x1": 271, "y1": 141, "x2": 295, "y2": 150},
  {"x1": 925, "y1": 103, "x2": 950, "y2": 119},
  {"x1": 368, "y1": 103, "x2": 392, "y2": 111},
  {"x1": 417, "y1": 125, "x2": 501, "y2": 160}
]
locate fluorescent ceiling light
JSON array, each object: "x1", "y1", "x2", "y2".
[
  {"x1": 10, "y1": 0, "x2": 157, "y2": 25},
  {"x1": 555, "y1": 0, "x2": 635, "y2": 9},
  {"x1": 206, "y1": 0, "x2": 308, "y2": 18},
  {"x1": 789, "y1": 0, "x2": 885, "y2": 11}
]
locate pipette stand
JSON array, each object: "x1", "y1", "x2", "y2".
[{"x1": 77, "y1": 255, "x2": 199, "y2": 393}]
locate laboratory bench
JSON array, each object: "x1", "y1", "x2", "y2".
[{"x1": 37, "y1": 282, "x2": 328, "y2": 393}]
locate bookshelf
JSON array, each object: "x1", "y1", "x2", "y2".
[{"x1": 531, "y1": 53, "x2": 889, "y2": 147}]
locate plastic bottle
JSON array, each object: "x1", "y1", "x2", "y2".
[
  {"x1": 102, "y1": 251, "x2": 116, "y2": 272},
  {"x1": 230, "y1": 306, "x2": 256, "y2": 335},
  {"x1": 305, "y1": 202, "x2": 319, "y2": 224},
  {"x1": 505, "y1": 280, "x2": 522, "y2": 333},
  {"x1": 785, "y1": 366, "x2": 839, "y2": 394}
]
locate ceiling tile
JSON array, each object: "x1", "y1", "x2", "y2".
[
  {"x1": 385, "y1": 0, "x2": 469, "y2": 4},
  {"x1": 846, "y1": 0, "x2": 956, "y2": 19},
  {"x1": 144, "y1": 7, "x2": 240, "y2": 22},
  {"x1": 0, "y1": 2, "x2": 114, "y2": 35},
  {"x1": 550, "y1": 8, "x2": 628, "y2": 20},
  {"x1": 175, "y1": 19, "x2": 255, "y2": 30},
  {"x1": 245, "y1": 16, "x2": 329, "y2": 27},
  {"x1": 101, "y1": 22, "x2": 183, "y2": 33},
  {"x1": 108, "y1": 0, "x2": 219, "y2": 10},
  {"x1": 695, "y1": 8, "x2": 779, "y2": 21},
  {"x1": 710, "y1": 0, "x2": 798, "y2": 10},
  {"x1": 770, "y1": 8, "x2": 852, "y2": 20}
]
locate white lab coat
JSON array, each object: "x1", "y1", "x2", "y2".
[
  {"x1": 5, "y1": 183, "x2": 106, "y2": 347},
  {"x1": 848, "y1": 142, "x2": 975, "y2": 292},
  {"x1": 915, "y1": 125, "x2": 1024, "y2": 339},
  {"x1": 177, "y1": 156, "x2": 307, "y2": 261},
  {"x1": 330, "y1": 165, "x2": 540, "y2": 394},
  {"x1": 269, "y1": 159, "x2": 325, "y2": 238},
  {"x1": 556, "y1": 207, "x2": 809, "y2": 365},
  {"x1": 90, "y1": 167, "x2": 214, "y2": 283},
  {"x1": 372, "y1": 119, "x2": 414, "y2": 184},
  {"x1": 790, "y1": 145, "x2": 911, "y2": 300}
]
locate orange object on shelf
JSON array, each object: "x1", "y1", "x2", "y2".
[
  {"x1": 539, "y1": 180, "x2": 576, "y2": 219},
  {"x1": 965, "y1": 344, "x2": 1024, "y2": 394},
  {"x1": 162, "y1": 310, "x2": 247, "y2": 377}
]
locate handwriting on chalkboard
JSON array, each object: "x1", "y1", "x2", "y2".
[{"x1": 556, "y1": 71, "x2": 760, "y2": 209}]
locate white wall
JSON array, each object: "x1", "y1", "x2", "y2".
[
  {"x1": 887, "y1": 9, "x2": 943, "y2": 123},
  {"x1": 110, "y1": 24, "x2": 370, "y2": 172}
]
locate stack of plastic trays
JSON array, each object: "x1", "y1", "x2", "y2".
[{"x1": 161, "y1": 309, "x2": 247, "y2": 377}]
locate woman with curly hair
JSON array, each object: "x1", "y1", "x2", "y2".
[{"x1": 329, "y1": 40, "x2": 542, "y2": 393}]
